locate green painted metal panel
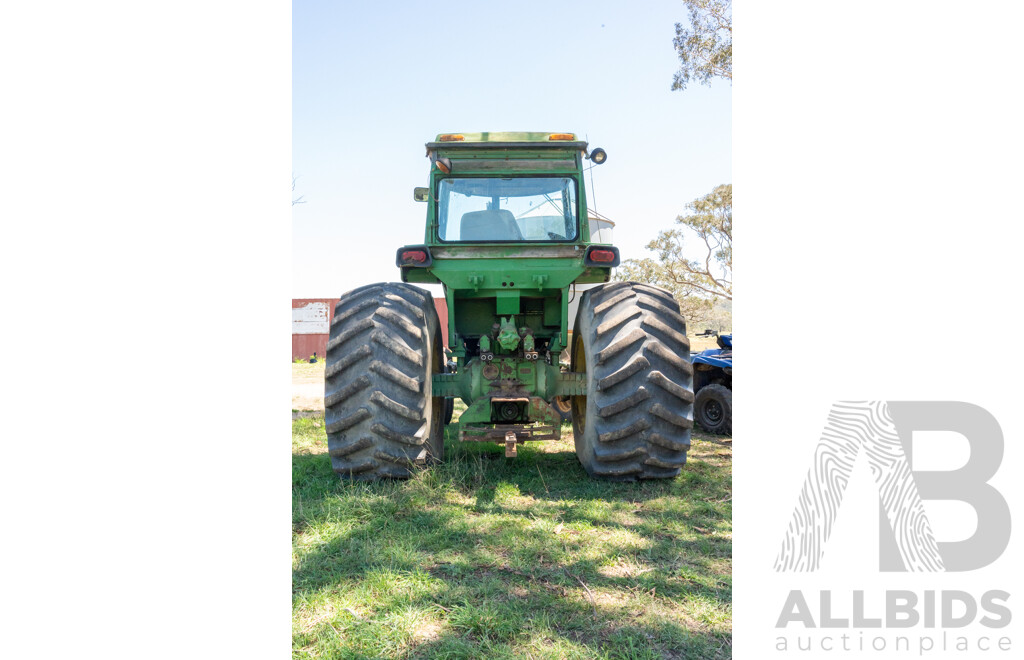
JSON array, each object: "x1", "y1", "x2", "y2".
[{"x1": 495, "y1": 290, "x2": 520, "y2": 316}]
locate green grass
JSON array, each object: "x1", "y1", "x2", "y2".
[
  {"x1": 293, "y1": 407, "x2": 732, "y2": 659},
  {"x1": 293, "y1": 361, "x2": 327, "y2": 378}
]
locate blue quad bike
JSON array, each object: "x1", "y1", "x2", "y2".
[{"x1": 692, "y1": 331, "x2": 732, "y2": 435}]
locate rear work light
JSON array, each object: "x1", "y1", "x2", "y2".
[
  {"x1": 584, "y1": 246, "x2": 620, "y2": 267},
  {"x1": 395, "y1": 246, "x2": 433, "y2": 267}
]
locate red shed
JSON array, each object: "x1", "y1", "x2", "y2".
[{"x1": 293, "y1": 297, "x2": 449, "y2": 361}]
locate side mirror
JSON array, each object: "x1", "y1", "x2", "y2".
[{"x1": 413, "y1": 187, "x2": 429, "y2": 202}]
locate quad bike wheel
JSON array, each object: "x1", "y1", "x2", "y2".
[
  {"x1": 324, "y1": 283, "x2": 444, "y2": 479},
  {"x1": 694, "y1": 383, "x2": 732, "y2": 435},
  {"x1": 570, "y1": 282, "x2": 694, "y2": 479}
]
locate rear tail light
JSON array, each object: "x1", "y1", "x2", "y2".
[
  {"x1": 395, "y1": 245, "x2": 433, "y2": 267},
  {"x1": 584, "y1": 246, "x2": 620, "y2": 267}
]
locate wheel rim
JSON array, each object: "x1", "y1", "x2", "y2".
[{"x1": 703, "y1": 399, "x2": 723, "y2": 424}]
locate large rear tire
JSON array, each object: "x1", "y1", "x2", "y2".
[
  {"x1": 324, "y1": 283, "x2": 444, "y2": 480},
  {"x1": 570, "y1": 282, "x2": 694, "y2": 480}
]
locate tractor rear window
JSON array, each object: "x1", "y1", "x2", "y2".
[{"x1": 437, "y1": 177, "x2": 578, "y2": 242}]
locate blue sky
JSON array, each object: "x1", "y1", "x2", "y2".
[{"x1": 292, "y1": 0, "x2": 731, "y2": 296}]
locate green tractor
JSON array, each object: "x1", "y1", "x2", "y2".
[{"x1": 325, "y1": 132, "x2": 694, "y2": 480}]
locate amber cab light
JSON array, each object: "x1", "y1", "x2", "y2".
[
  {"x1": 438, "y1": 134, "x2": 465, "y2": 142},
  {"x1": 548, "y1": 133, "x2": 576, "y2": 141}
]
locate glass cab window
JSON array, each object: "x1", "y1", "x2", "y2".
[{"x1": 437, "y1": 177, "x2": 578, "y2": 242}]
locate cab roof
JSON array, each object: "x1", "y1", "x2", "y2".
[{"x1": 426, "y1": 132, "x2": 588, "y2": 151}]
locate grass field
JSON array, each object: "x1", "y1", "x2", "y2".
[
  {"x1": 293, "y1": 360, "x2": 327, "y2": 378},
  {"x1": 293, "y1": 404, "x2": 732, "y2": 659}
]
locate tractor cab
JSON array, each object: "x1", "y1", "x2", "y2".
[{"x1": 397, "y1": 132, "x2": 618, "y2": 365}]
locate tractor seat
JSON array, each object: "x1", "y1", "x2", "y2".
[{"x1": 460, "y1": 209, "x2": 523, "y2": 241}]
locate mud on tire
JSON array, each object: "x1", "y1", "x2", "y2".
[
  {"x1": 570, "y1": 282, "x2": 694, "y2": 480},
  {"x1": 325, "y1": 283, "x2": 444, "y2": 480}
]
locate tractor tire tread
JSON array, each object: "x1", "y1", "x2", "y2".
[
  {"x1": 593, "y1": 289, "x2": 637, "y2": 316},
  {"x1": 597, "y1": 355, "x2": 650, "y2": 392},
  {"x1": 595, "y1": 307, "x2": 642, "y2": 339},
  {"x1": 326, "y1": 282, "x2": 444, "y2": 479},
  {"x1": 371, "y1": 329, "x2": 424, "y2": 368},
  {"x1": 597, "y1": 387, "x2": 652, "y2": 419},
  {"x1": 371, "y1": 421, "x2": 427, "y2": 446},
  {"x1": 595, "y1": 327, "x2": 647, "y2": 365},
  {"x1": 629, "y1": 283, "x2": 680, "y2": 308},
  {"x1": 572, "y1": 282, "x2": 693, "y2": 480},
  {"x1": 370, "y1": 391, "x2": 422, "y2": 421},
  {"x1": 327, "y1": 436, "x2": 374, "y2": 458},
  {"x1": 646, "y1": 370, "x2": 695, "y2": 404},
  {"x1": 325, "y1": 344, "x2": 372, "y2": 379}
]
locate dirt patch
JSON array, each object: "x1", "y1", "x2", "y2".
[
  {"x1": 413, "y1": 620, "x2": 443, "y2": 643},
  {"x1": 597, "y1": 561, "x2": 655, "y2": 579},
  {"x1": 292, "y1": 383, "x2": 324, "y2": 411},
  {"x1": 293, "y1": 363, "x2": 325, "y2": 411}
]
